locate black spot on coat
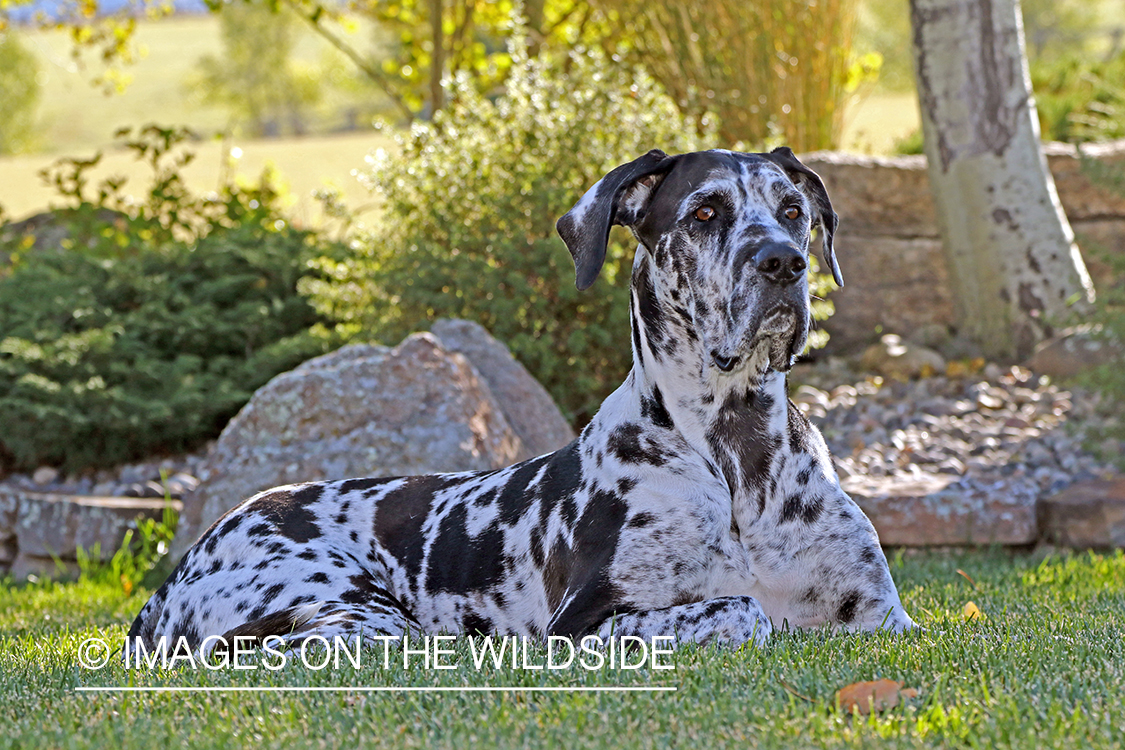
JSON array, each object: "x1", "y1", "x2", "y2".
[
  {"x1": 707, "y1": 389, "x2": 779, "y2": 513},
  {"x1": 641, "y1": 386, "x2": 675, "y2": 430},
  {"x1": 836, "y1": 590, "x2": 861, "y2": 623},
  {"x1": 251, "y1": 483, "x2": 327, "y2": 544}
]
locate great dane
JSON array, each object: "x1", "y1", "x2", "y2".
[{"x1": 127, "y1": 147, "x2": 913, "y2": 654}]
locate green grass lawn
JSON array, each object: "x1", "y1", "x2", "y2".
[{"x1": 1, "y1": 550, "x2": 1122, "y2": 749}]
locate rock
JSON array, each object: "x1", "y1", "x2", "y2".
[
  {"x1": 1024, "y1": 325, "x2": 1124, "y2": 380},
  {"x1": 1042, "y1": 140, "x2": 1125, "y2": 222},
  {"x1": 118, "y1": 463, "x2": 155, "y2": 485},
  {"x1": 0, "y1": 491, "x2": 17, "y2": 566},
  {"x1": 32, "y1": 466, "x2": 59, "y2": 486},
  {"x1": 938, "y1": 334, "x2": 985, "y2": 362},
  {"x1": 843, "y1": 474, "x2": 1039, "y2": 546},
  {"x1": 859, "y1": 335, "x2": 947, "y2": 381},
  {"x1": 1039, "y1": 477, "x2": 1125, "y2": 549},
  {"x1": 792, "y1": 384, "x2": 830, "y2": 410},
  {"x1": 908, "y1": 323, "x2": 952, "y2": 350},
  {"x1": 819, "y1": 235, "x2": 954, "y2": 355},
  {"x1": 121, "y1": 483, "x2": 157, "y2": 498},
  {"x1": 0, "y1": 207, "x2": 130, "y2": 262},
  {"x1": 172, "y1": 331, "x2": 532, "y2": 558},
  {"x1": 0, "y1": 488, "x2": 181, "y2": 579},
  {"x1": 803, "y1": 152, "x2": 937, "y2": 238},
  {"x1": 431, "y1": 319, "x2": 574, "y2": 457},
  {"x1": 7, "y1": 555, "x2": 82, "y2": 581},
  {"x1": 982, "y1": 363, "x2": 1004, "y2": 381},
  {"x1": 168, "y1": 472, "x2": 200, "y2": 494}
]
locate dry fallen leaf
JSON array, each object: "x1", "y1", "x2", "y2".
[
  {"x1": 836, "y1": 679, "x2": 920, "y2": 714},
  {"x1": 963, "y1": 600, "x2": 982, "y2": 621}
]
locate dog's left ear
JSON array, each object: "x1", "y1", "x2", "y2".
[
  {"x1": 557, "y1": 149, "x2": 678, "y2": 290},
  {"x1": 762, "y1": 146, "x2": 843, "y2": 287}
]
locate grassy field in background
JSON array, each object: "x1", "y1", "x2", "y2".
[
  {"x1": 3, "y1": 13, "x2": 391, "y2": 227},
  {"x1": 21, "y1": 13, "x2": 385, "y2": 154},
  {"x1": 1, "y1": 12, "x2": 922, "y2": 227},
  {"x1": 1, "y1": 549, "x2": 1122, "y2": 749},
  {"x1": 0, "y1": 90, "x2": 919, "y2": 226},
  {"x1": 0, "y1": 130, "x2": 393, "y2": 229},
  {"x1": 24, "y1": 15, "x2": 228, "y2": 154},
  {"x1": 841, "y1": 91, "x2": 920, "y2": 155}
]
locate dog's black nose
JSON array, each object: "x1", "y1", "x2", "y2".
[
  {"x1": 711, "y1": 351, "x2": 740, "y2": 372},
  {"x1": 754, "y1": 242, "x2": 806, "y2": 286}
]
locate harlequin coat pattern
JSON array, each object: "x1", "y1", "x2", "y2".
[{"x1": 127, "y1": 148, "x2": 913, "y2": 653}]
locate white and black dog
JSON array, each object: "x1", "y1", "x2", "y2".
[{"x1": 127, "y1": 148, "x2": 913, "y2": 653}]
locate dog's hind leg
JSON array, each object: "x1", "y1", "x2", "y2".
[{"x1": 593, "y1": 596, "x2": 772, "y2": 647}]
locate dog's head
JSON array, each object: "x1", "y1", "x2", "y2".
[{"x1": 557, "y1": 148, "x2": 839, "y2": 376}]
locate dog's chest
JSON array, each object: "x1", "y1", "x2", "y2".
[{"x1": 602, "y1": 463, "x2": 760, "y2": 608}]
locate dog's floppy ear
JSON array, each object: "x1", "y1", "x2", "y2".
[
  {"x1": 762, "y1": 146, "x2": 843, "y2": 287},
  {"x1": 557, "y1": 149, "x2": 678, "y2": 290}
]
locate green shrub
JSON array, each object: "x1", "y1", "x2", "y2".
[
  {"x1": 303, "y1": 41, "x2": 836, "y2": 425},
  {"x1": 892, "y1": 129, "x2": 925, "y2": 155},
  {"x1": 0, "y1": 224, "x2": 340, "y2": 472},
  {"x1": 0, "y1": 127, "x2": 346, "y2": 472},
  {"x1": 1031, "y1": 51, "x2": 1125, "y2": 144}
]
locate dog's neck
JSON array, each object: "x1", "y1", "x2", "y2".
[{"x1": 615, "y1": 256, "x2": 793, "y2": 519}]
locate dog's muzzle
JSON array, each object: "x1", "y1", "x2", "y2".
[{"x1": 709, "y1": 240, "x2": 810, "y2": 374}]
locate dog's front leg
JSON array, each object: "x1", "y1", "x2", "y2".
[
  {"x1": 593, "y1": 596, "x2": 773, "y2": 647},
  {"x1": 748, "y1": 483, "x2": 915, "y2": 634}
]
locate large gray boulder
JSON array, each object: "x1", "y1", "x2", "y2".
[
  {"x1": 172, "y1": 322, "x2": 573, "y2": 557},
  {"x1": 431, "y1": 318, "x2": 575, "y2": 456}
]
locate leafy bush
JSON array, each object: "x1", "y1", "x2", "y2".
[
  {"x1": 0, "y1": 127, "x2": 345, "y2": 472},
  {"x1": 1031, "y1": 51, "x2": 1125, "y2": 144},
  {"x1": 303, "y1": 41, "x2": 836, "y2": 424},
  {"x1": 593, "y1": 0, "x2": 878, "y2": 151}
]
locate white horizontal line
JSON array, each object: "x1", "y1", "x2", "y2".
[{"x1": 76, "y1": 686, "x2": 677, "y2": 693}]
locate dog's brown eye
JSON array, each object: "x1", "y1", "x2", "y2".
[
  {"x1": 694, "y1": 206, "x2": 715, "y2": 222},
  {"x1": 784, "y1": 206, "x2": 801, "y2": 220}
]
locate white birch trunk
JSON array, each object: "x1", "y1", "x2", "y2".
[{"x1": 909, "y1": 0, "x2": 1095, "y2": 360}]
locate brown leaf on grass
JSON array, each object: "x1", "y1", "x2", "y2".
[
  {"x1": 836, "y1": 679, "x2": 920, "y2": 714},
  {"x1": 956, "y1": 569, "x2": 978, "y2": 589}
]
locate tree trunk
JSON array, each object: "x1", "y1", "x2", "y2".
[
  {"x1": 909, "y1": 0, "x2": 1095, "y2": 360},
  {"x1": 525, "y1": 0, "x2": 546, "y2": 56},
  {"x1": 429, "y1": 0, "x2": 445, "y2": 115}
]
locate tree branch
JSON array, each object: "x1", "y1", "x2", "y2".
[{"x1": 281, "y1": 0, "x2": 415, "y2": 122}]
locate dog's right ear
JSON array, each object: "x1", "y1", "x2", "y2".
[{"x1": 557, "y1": 149, "x2": 677, "y2": 290}]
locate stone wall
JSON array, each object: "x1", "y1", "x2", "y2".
[{"x1": 806, "y1": 140, "x2": 1125, "y2": 354}]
